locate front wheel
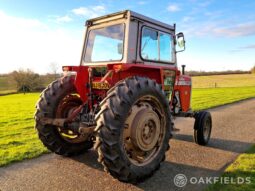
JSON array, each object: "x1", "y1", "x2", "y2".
[
  {"x1": 95, "y1": 76, "x2": 172, "y2": 182},
  {"x1": 193, "y1": 111, "x2": 212, "y2": 145}
]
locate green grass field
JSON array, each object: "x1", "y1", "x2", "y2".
[
  {"x1": 207, "y1": 145, "x2": 255, "y2": 191},
  {"x1": 192, "y1": 86, "x2": 255, "y2": 111},
  {"x1": 0, "y1": 93, "x2": 48, "y2": 166},
  {"x1": 0, "y1": 74, "x2": 254, "y2": 170}
]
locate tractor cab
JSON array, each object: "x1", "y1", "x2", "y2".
[{"x1": 81, "y1": 10, "x2": 182, "y2": 66}]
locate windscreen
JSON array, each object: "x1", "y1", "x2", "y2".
[{"x1": 84, "y1": 24, "x2": 124, "y2": 62}]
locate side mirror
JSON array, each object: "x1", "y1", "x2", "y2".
[
  {"x1": 176, "y1": 32, "x2": 186, "y2": 52},
  {"x1": 117, "y1": 42, "x2": 123, "y2": 55}
]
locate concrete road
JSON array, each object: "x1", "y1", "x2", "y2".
[{"x1": 0, "y1": 98, "x2": 255, "y2": 191}]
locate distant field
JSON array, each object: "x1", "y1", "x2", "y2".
[
  {"x1": 0, "y1": 76, "x2": 16, "y2": 94},
  {"x1": 191, "y1": 74, "x2": 255, "y2": 110},
  {"x1": 192, "y1": 86, "x2": 255, "y2": 111},
  {"x1": 192, "y1": 74, "x2": 255, "y2": 88},
  {"x1": 0, "y1": 74, "x2": 255, "y2": 166}
]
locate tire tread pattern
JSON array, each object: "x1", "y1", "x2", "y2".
[{"x1": 95, "y1": 76, "x2": 172, "y2": 182}]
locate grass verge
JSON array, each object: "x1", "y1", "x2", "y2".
[{"x1": 207, "y1": 145, "x2": 255, "y2": 191}]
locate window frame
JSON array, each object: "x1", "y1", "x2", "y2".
[
  {"x1": 140, "y1": 26, "x2": 175, "y2": 64},
  {"x1": 83, "y1": 23, "x2": 126, "y2": 63}
]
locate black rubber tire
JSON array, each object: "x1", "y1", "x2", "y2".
[
  {"x1": 94, "y1": 76, "x2": 172, "y2": 182},
  {"x1": 194, "y1": 111, "x2": 212, "y2": 146},
  {"x1": 34, "y1": 76, "x2": 93, "y2": 156}
]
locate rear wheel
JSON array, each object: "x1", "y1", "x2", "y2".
[
  {"x1": 34, "y1": 76, "x2": 93, "y2": 156},
  {"x1": 193, "y1": 111, "x2": 212, "y2": 145},
  {"x1": 95, "y1": 76, "x2": 172, "y2": 182}
]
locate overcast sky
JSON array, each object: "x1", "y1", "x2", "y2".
[{"x1": 0, "y1": 0, "x2": 254, "y2": 74}]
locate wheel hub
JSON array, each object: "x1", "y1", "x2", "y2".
[
  {"x1": 203, "y1": 119, "x2": 211, "y2": 139},
  {"x1": 56, "y1": 94, "x2": 87, "y2": 143},
  {"x1": 131, "y1": 108, "x2": 160, "y2": 151}
]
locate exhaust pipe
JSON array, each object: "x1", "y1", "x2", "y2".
[{"x1": 181, "y1": 65, "x2": 186, "y2": 75}]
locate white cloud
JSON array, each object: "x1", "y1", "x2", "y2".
[
  {"x1": 182, "y1": 16, "x2": 193, "y2": 22},
  {"x1": 198, "y1": 0, "x2": 213, "y2": 7},
  {"x1": 213, "y1": 23, "x2": 255, "y2": 37},
  {"x1": 231, "y1": 44, "x2": 255, "y2": 52},
  {"x1": 0, "y1": 10, "x2": 83, "y2": 74},
  {"x1": 167, "y1": 4, "x2": 181, "y2": 12},
  {"x1": 55, "y1": 15, "x2": 72, "y2": 23},
  {"x1": 178, "y1": 50, "x2": 253, "y2": 71},
  {"x1": 0, "y1": 10, "x2": 46, "y2": 30},
  {"x1": 180, "y1": 19, "x2": 255, "y2": 38},
  {"x1": 72, "y1": 5, "x2": 106, "y2": 18},
  {"x1": 239, "y1": 44, "x2": 255, "y2": 49},
  {"x1": 138, "y1": 1, "x2": 148, "y2": 5}
]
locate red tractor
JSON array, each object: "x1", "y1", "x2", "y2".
[{"x1": 35, "y1": 10, "x2": 212, "y2": 182}]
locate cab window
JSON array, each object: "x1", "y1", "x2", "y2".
[{"x1": 141, "y1": 27, "x2": 173, "y2": 63}]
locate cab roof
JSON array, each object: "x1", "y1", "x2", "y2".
[{"x1": 86, "y1": 10, "x2": 175, "y2": 31}]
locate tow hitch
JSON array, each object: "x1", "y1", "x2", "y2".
[{"x1": 39, "y1": 117, "x2": 95, "y2": 139}]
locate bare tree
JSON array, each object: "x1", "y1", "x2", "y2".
[
  {"x1": 251, "y1": 65, "x2": 255, "y2": 74},
  {"x1": 49, "y1": 62, "x2": 59, "y2": 79},
  {"x1": 11, "y1": 69, "x2": 43, "y2": 93}
]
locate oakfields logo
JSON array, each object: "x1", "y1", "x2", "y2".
[
  {"x1": 174, "y1": 174, "x2": 251, "y2": 187},
  {"x1": 174, "y1": 174, "x2": 187, "y2": 187}
]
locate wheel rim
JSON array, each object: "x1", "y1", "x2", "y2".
[
  {"x1": 56, "y1": 94, "x2": 87, "y2": 143},
  {"x1": 203, "y1": 118, "x2": 211, "y2": 140},
  {"x1": 123, "y1": 95, "x2": 166, "y2": 166}
]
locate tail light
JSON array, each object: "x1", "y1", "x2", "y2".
[{"x1": 113, "y1": 64, "x2": 123, "y2": 72}]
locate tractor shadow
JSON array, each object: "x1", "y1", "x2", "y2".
[
  {"x1": 137, "y1": 162, "x2": 218, "y2": 191},
  {"x1": 174, "y1": 134, "x2": 253, "y2": 154},
  {"x1": 70, "y1": 136, "x2": 252, "y2": 191},
  {"x1": 71, "y1": 149, "x2": 104, "y2": 171},
  {"x1": 71, "y1": 153, "x2": 219, "y2": 191},
  {"x1": 71, "y1": 134, "x2": 251, "y2": 170}
]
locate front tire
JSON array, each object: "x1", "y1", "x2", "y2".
[
  {"x1": 95, "y1": 76, "x2": 172, "y2": 182},
  {"x1": 34, "y1": 76, "x2": 93, "y2": 156},
  {"x1": 194, "y1": 111, "x2": 212, "y2": 145}
]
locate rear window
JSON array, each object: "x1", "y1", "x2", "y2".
[{"x1": 84, "y1": 24, "x2": 125, "y2": 62}]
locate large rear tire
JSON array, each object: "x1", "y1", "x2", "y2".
[
  {"x1": 34, "y1": 76, "x2": 93, "y2": 156},
  {"x1": 95, "y1": 76, "x2": 172, "y2": 182}
]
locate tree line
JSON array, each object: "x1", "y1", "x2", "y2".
[
  {"x1": 186, "y1": 70, "x2": 252, "y2": 76},
  {"x1": 0, "y1": 69, "x2": 59, "y2": 93}
]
